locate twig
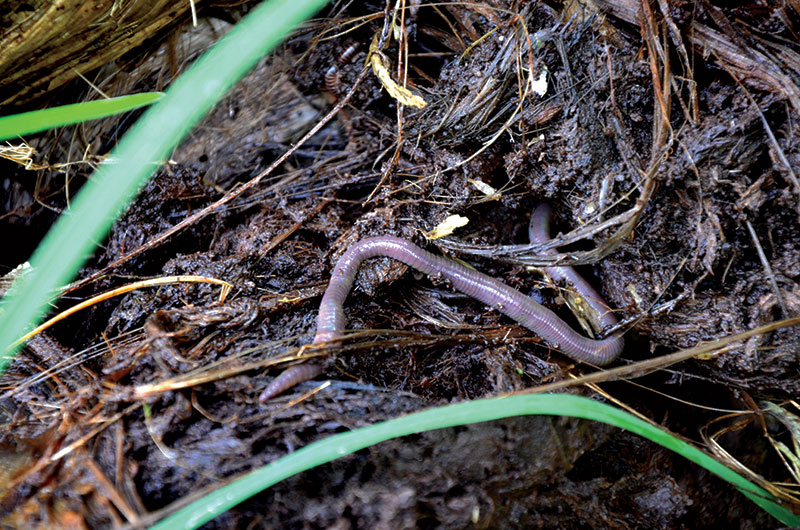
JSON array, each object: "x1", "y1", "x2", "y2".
[
  {"x1": 746, "y1": 220, "x2": 789, "y2": 318},
  {"x1": 257, "y1": 199, "x2": 331, "y2": 259}
]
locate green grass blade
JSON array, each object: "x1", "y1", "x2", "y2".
[
  {"x1": 0, "y1": 93, "x2": 165, "y2": 141},
  {"x1": 0, "y1": 0, "x2": 329, "y2": 372},
  {"x1": 151, "y1": 394, "x2": 799, "y2": 529}
]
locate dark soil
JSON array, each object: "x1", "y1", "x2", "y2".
[{"x1": 1, "y1": 1, "x2": 799, "y2": 528}]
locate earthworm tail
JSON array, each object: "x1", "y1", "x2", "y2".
[
  {"x1": 259, "y1": 362, "x2": 323, "y2": 403},
  {"x1": 528, "y1": 204, "x2": 619, "y2": 331},
  {"x1": 259, "y1": 208, "x2": 624, "y2": 400}
]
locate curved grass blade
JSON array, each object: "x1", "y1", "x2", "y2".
[
  {"x1": 151, "y1": 394, "x2": 800, "y2": 529},
  {"x1": 0, "y1": 0, "x2": 329, "y2": 371},
  {"x1": 0, "y1": 93, "x2": 164, "y2": 141}
]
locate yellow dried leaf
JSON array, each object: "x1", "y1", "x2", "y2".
[
  {"x1": 370, "y1": 53, "x2": 427, "y2": 109},
  {"x1": 468, "y1": 178, "x2": 499, "y2": 198},
  {"x1": 424, "y1": 214, "x2": 469, "y2": 240}
]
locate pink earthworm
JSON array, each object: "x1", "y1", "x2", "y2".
[
  {"x1": 259, "y1": 207, "x2": 624, "y2": 402},
  {"x1": 528, "y1": 203, "x2": 619, "y2": 331}
]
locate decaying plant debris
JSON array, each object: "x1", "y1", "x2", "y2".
[{"x1": 2, "y1": 0, "x2": 800, "y2": 527}]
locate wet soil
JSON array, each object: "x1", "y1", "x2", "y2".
[{"x1": 1, "y1": 1, "x2": 799, "y2": 528}]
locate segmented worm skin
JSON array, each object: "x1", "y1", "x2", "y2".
[
  {"x1": 258, "y1": 362, "x2": 324, "y2": 402},
  {"x1": 259, "y1": 207, "x2": 624, "y2": 402},
  {"x1": 528, "y1": 204, "x2": 620, "y2": 331}
]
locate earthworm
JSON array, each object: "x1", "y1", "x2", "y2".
[
  {"x1": 259, "y1": 207, "x2": 623, "y2": 402},
  {"x1": 528, "y1": 203, "x2": 619, "y2": 331},
  {"x1": 259, "y1": 362, "x2": 324, "y2": 402}
]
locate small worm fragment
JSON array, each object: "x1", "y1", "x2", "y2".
[{"x1": 259, "y1": 206, "x2": 624, "y2": 401}]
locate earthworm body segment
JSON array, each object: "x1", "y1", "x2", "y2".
[
  {"x1": 259, "y1": 206, "x2": 623, "y2": 402},
  {"x1": 528, "y1": 204, "x2": 620, "y2": 331}
]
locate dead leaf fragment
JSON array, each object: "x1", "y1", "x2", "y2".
[{"x1": 424, "y1": 214, "x2": 469, "y2": 240}]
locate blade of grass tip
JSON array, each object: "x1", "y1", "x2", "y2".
[
  {"x1": 151, "y1": 394, "x2": 800, "y2": 529},
  {"x1": 0, "y1": 0, "x2": 329, "y2": 373},
  {"x1": 0, "y1": 92, "x2": 165, "y2": 141}
]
